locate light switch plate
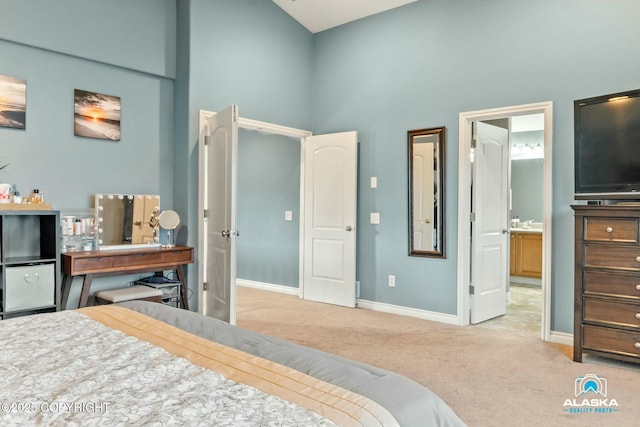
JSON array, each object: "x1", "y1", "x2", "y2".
[
  {"x1": 285, "y1": 211, "x2": 293, "y2": 221},
  {"x1": 370, "y1": 177, "x2": 377, "y2": 188},
  {"x1": 370, "y1": 212, "x2": 380, "y2": 224}
]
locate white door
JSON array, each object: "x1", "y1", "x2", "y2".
[
  {"x1": 302, "y1": 131, "x2": 357, "y2": 307},
  {"x1": 199, "y1": 105, "x2": 238, "y2": 324},
  {"x1": 412, "y1": 140, "x2": 435, "y2": 250},
  {"x1": 471, "y1": 121, "x2": 510, "y2": 324}
]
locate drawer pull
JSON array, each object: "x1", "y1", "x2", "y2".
[
  {"x1": 24, "y1": 273, "x2": 40, "y2": 284},
  {"x1": 606, "y1": 227, "x2": 613, "y2": 233},
  {"x1": 636, "y1": 342, "x2": 640, "y2": 349},
  {"x1": 636, "y1": 313, "x2": 640, "y2": 320},
  {"x1": 637, "y1": 284, "x2": 640, "y2": 291},
  {"x1": 636, "y1": 256, "x2": 640, "y2": 263}
]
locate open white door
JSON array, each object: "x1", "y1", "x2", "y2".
[
  {"x1": 470, "y1": 121, "x2": 510, "y2": 324},
  {"x1": 199, "y1": 106, "x2": 238, "y2": 324},
  {"x1": 302, "y1": 131, "x2": 357, "y2": 307}
]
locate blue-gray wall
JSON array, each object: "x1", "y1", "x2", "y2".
[
  {"x1": 511, "y1": 159, "x2": 544, "y2": 223},
  {"x1": 237, "y1": 129, "x2": 300, "y2": 287},
  {"x1": 310, "y1": 0, "x2": 640, "y2": 331},
  {"x1": 3, "y1": 0, "x2": 640, "y2": 334},
  {"x1": 511, "y1": 130, "x2": 544, "y2": 223}
]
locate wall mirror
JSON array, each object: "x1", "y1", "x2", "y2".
[
  {"x1": 95, "y1": 194, "x2": 161, "y2": 250},
  {"x1": 408, "y1": 126, "x2": 445, "y2": 258}
]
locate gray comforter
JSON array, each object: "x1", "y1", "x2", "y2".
[{"x1": 120, "y1": 301, "x2": 466, "y2": 427}]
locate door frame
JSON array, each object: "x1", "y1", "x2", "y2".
[
  {"x1": 198, "y1": 109, "x2": 311, "y2": 316},
  {"x1": 456, "y1": 101, "x2": 553, "y2": 341}
]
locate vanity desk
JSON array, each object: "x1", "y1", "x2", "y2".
[{"x1": 61, "y1": 246, "x2": 194, "y2": 310}]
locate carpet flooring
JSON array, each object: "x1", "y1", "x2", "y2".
[{"x1": 236, "y1": 286, "x2": 640, "y2": 427}]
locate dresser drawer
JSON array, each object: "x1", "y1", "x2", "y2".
[
  {"x1": 584, "y1": 270, "x2": 640, "y2": 299},
  {"x1": 584, "y1": 244, "x2": 640, "y2": 271},
  {"x1": 5, "y1": 264, "x2": 55, "y2": 312},
  {"x1": 583, "y1": 324, "x2": 640, "y2": 358},
  {"x1": 584, "y1": 298, "x2": 640, "y2": 329},
  {"x1": 585, "y1": 217, "x2": 638, "y2": 243}
]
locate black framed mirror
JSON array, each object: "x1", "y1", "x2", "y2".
[{"x1": 408, "y1": 126, "x2": 445, "y2": 258}]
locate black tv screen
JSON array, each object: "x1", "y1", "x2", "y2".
[{"x1": 575, "y1": 88, "x2": 640, "y2": 200}]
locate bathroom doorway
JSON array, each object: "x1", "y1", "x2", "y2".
[{"x1": 456, "y1": 102, "x2": 552, "y2": 341}]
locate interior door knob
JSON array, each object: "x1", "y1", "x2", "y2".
[
  {"x1": 221, "y1": 230, "x2": 230, "y2": 238},
  {"x1": 345, "y1": 225, "x2": 353, "y2": 232}
]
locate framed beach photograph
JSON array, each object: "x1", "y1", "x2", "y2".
[
  {"x1": 0, "y1": 74, "x2": 27, "y2": 130},
  {"x1": 74, "y1": 89, "x2": 121, "y2": 141}
]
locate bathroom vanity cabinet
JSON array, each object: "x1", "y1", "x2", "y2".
[
  {"x1": 0, "y1": 210, "x2": 60, "y2": 319},
  {"x1": 509, "y1": 230, "x2": 542, "y2": 279},
  {"x1": 573, "y1": 204, "x2": 640, "y2": 364}
]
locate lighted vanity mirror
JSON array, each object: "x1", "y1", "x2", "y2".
[
  {"x1": 408, "y1": 126, "x2": 445, "y2": 258},
  {"x1": 95, "y1": 194, "x2": 161, "y2": 250}
]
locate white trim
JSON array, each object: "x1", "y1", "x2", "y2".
[
  {"x1": 236, "y1": 279, "x2": 300, "y2": 296},
  {"x1": 197, "y1": 110, "x2": 210, "y2": 315},
  {"x1": 237, "y1": 117, "x2": 311, "y2": 139},
  {"x1": 356, "y1": 299, "x2": 460, "y2": 326},
  {"x1": 549, "y1": 331, "x2": 573, "y2": 346},
  {"x1": 457, "y1": 102, "x2": 554, "y2": 341},
  {"x1": 299, "y1": 139, "x2": 306, "y2": 299}
]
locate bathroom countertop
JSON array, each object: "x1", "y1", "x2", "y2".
[{"x1": 510, "y1": 227, "x2": 542, "y2": 234}]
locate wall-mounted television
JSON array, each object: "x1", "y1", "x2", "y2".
[{"x1": 574, "y1": 88, "x2": 640, "y2": 201}]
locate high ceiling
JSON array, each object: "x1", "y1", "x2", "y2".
[{"x1": 272, "y1": 0, "x2": 418, "y2": 33}]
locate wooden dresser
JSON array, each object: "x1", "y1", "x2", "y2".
[{"x1": 573, "y1": 204, "x2": 640, "y2": 363}]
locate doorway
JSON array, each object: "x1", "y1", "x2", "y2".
[
  {"x1": 198, "y1": 109, "x2": 358, "y2": 324},
  {"x1": 456, "y1": 102, "x2": 553, "y2": 341}
]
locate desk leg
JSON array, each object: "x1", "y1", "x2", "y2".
[
  {"x1": 176, "y1": 265, "x2": 189, "y2": 311},
  {"x1": 78, "y1": 274, "x2": 94, "y2": 308},
  {"x1": 61, "y1": 274, "x2": 74, "y2": 310}
]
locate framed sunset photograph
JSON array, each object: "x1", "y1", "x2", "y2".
[
  {"x1": 74, "y1": 89, "x2": 121, "y2": 141},
  {"x1": 0, "y1": 74, "x2": 27, "y2": 130}
]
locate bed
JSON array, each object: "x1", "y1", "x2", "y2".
[{"x1": 0, "y1": 301, "x2": 466, "y2": 426}]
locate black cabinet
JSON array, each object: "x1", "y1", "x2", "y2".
[{"x1": 0, "y1": 210, "x2": 60, "y2": 318}]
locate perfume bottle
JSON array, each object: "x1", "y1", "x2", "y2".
[{"x1": 31, "y1": 188, "x2": 44, "y2": 203}]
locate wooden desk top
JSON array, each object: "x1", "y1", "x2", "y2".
[{"x1": 62, "y1": 246, "x2": 194, "y2": 276}]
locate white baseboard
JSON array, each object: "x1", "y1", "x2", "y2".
[
  {"x1": 356, "y1": 298, "x2": 460, "y2": 325},
  {"x1": 236, "y1": 279, "x2": 300, "y2": 296},
  {"x1": 548, "y1": 330, "x2": 573, "y2": 346}
]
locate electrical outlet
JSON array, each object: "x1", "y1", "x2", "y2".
[
  {"x1": 285, "y1": 211, "x2": 293, "y2": 221},
  {"x1": 388, "y1": 275, "x2": 396, "y2": 287},
  {"x1": 370, "y1": 212, "x2": 380, "y2": 224},
  {"x1": 370, "y1": 177, "x2": 377, "y2": 188}
]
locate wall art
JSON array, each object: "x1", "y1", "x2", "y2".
[
  {"x1": 74, "y1": 89, "x2": 121, "y2": 141},
  {"x1": 0, "y1": 74, "x2": 27, "y2": 130}
]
